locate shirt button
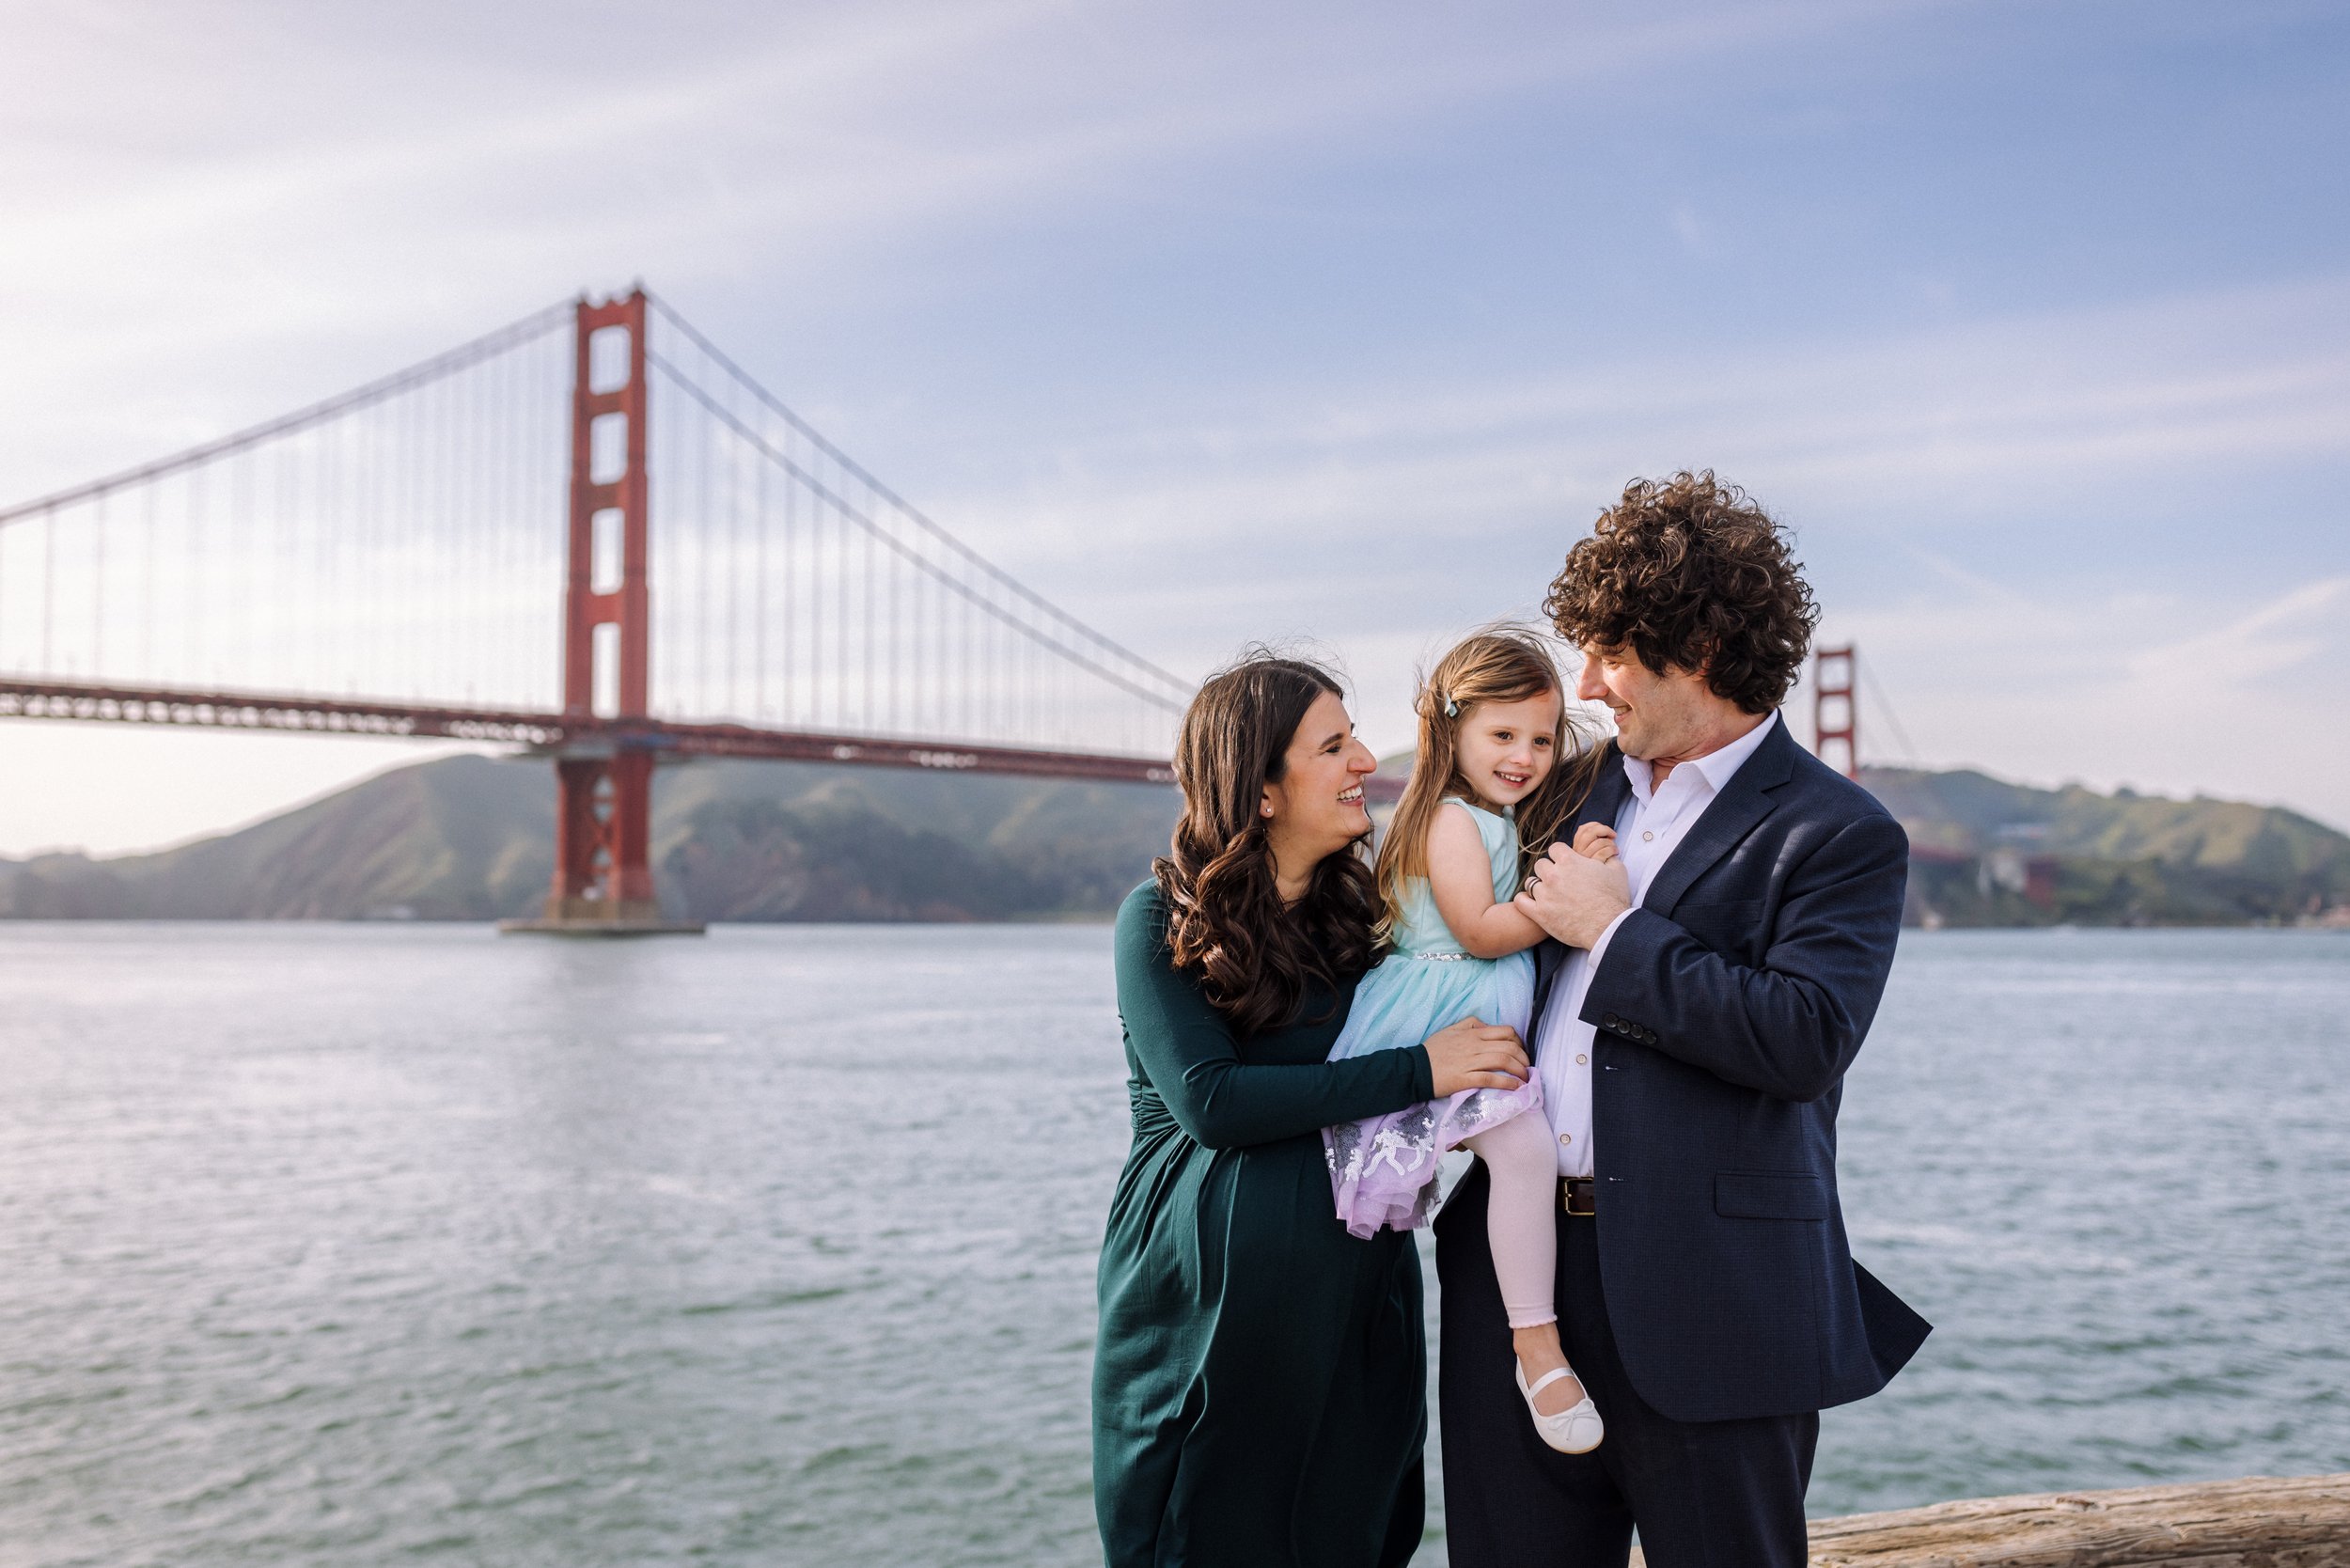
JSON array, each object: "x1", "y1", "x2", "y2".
[
  {"x1": 1576, "y1": 1054, "x2": 1589, "y2": 1065},
  {"x1": 1558, "y1": 1133, "x2": 1573, "y2": 1146},
  {"x1": 1642, "y1": 830, "x2": 1654, "y2": 841}
]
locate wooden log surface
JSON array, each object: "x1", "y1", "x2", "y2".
[{"x1": 1620, "y1": 1473, "x2": 2350, "y2": 1567}]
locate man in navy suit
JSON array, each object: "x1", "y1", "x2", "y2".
[{"x1": 1434, "y1": 471, "x2": 1930, "y2": 1568}]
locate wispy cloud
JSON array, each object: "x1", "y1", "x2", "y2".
[
  {"x1": 909, "y1": 274, "x2": 2350, "y2": 823},
  {"x1": 2127, "y1": 575, "x2": 2350, "y2": 684},
  {"x1": 0, "y1": 0, "x2": 1962, "y2": 485},
  {"x1": 3, "y1": 0, "x2": 2345, "y2": 850},
  {"x1": 1811, "y1": 574, "x2": 2350, "y2": 828},
  {"x1": 938, "y1": 272, "x2": 2350, "y2": 572}
]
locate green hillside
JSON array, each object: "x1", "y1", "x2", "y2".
[
  {"x1": 0, "y1": 753, "x2": 1181, "y2": 923},
  {"x1": 1860, "y1": 766, "x2": 2350, "y2": 926},
  {"x1": 652, "y1": 760, "x2": 1180, "y2": 920},
  {"x1": 4, "y1": 749, "x2": 2342, "y2": 926},
  {"x1": 0, "y1": 756, "x2": 555, "y2": 920}
]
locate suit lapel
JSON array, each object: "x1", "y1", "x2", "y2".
[
  {"x1": 1637, "y1": 716, "x2": 1795, "y2": 917},
  {"x1": 1532, "y1": 747, "x2": 1626, "y2": 1020},
  {"x1": 1573, "y1": 748, "x2": 1632, "y2": 838},
  {"x1": 1532, "y1": 745, "x2": 1631, "y2": 1006}
]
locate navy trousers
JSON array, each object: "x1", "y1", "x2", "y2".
[{"x1": 1435, "y1": 1167, "x2": 1818, "y2": 1568}]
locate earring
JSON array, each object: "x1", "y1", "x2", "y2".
[{"x1": 1261, "y1": 804, "x2": 1274, "y2": 818}]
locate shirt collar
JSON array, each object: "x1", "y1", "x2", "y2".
[{"x1": 1622, "y1": 710, "x2": 1779, "y2": 805}]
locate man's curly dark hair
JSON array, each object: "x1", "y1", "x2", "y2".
[{"x1": 1543, "y1": 471, "x2": 1819, "y2": 714}]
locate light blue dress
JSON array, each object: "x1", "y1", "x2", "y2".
[{"x1": 1323, "y1": 798, "x2": 1544, "y2": 1238}]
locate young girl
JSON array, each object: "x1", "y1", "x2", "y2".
[{"x1": 1323, "y1": 629, "x2": 1609, "y2": 1453}]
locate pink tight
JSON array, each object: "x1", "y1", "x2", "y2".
[{"x1": 1462, "y1": 1109, "x2": 1559, "y2": 1329}]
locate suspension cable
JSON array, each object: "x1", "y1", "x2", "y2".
[
  {"x1": 0, "y1": 300, "x2": 575, "y2": 528},
  {"x1": 647, "y1": 295, "x2": 1191, "y2": 703}
]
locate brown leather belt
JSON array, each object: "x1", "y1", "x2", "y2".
[{"x1": 1560, "y1": 1178, "x2": 1596, "y2": 1217}]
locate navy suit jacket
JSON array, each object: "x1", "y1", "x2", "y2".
[{"x1": 1505, "y1": 715, "x2": 1928, "y2": 1422}]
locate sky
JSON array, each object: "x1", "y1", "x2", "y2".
[{"x1": 3, "y1": 0, "x2": 2348, "y2": 855}]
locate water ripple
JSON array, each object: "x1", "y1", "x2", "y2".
[{"x1": 0, "y1": 922, "x2": 2342, "y2": 1566}]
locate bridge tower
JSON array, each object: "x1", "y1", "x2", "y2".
[
  {"x1": 511, "y1": 289, "x2": 701, "y2": 934},
  {"x1": 1813, "y1": 643, "x2": 1857, "y2": 780}
]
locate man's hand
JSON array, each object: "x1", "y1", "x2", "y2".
[{"x1": 1514, "y1": 839, "x2": 1633, "y2": 949}]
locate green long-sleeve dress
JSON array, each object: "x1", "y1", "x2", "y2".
[{"x1": 1094, "y1": 883, "x2": 1438, "y2": 1568}]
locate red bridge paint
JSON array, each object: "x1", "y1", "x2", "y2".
[
  {"x1": 0, "y1": 290, "x2": 1417, "y2": 921},
  {"x1": 0, "y1": 676, "x2": 1182, "y2": 786}
]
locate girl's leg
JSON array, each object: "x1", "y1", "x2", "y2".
[{"x1": 1463, "y1": 1109, "x2": 1587, "y2": 1415}]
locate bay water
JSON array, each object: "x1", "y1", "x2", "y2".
[{"x1": 1, "y1": 923, "x2": 2344, "y2": 1565}]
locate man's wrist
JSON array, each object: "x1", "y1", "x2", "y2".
[{"x1": 1574, "y1": 900, "x2": 1634, "y2": 950}]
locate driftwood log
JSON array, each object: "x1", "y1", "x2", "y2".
[{"x1": 1622, "y1": 1474, "x2": 2350, "y2": 1567}]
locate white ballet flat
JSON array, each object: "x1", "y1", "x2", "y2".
[{"x1": 1516, "y1": 1363, "x2": 1606, "y2": 1454}]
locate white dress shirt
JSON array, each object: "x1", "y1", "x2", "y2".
[{"x1": 1535, "y1": 710, "x2": 1781, "y2": 1176}]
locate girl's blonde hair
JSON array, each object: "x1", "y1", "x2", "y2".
[{"x1": 1374, "y1": 627, "x2": 1606, "y2": 920}]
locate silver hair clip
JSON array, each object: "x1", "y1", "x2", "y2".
[{"x1": 1442, "y1": 698, "x2": 1459, "y2": 718}]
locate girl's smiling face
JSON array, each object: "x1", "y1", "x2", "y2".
[{"x1": 1453, "y1": 690, "x2": 1562, "y2": 810}]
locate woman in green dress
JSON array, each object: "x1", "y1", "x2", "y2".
[{"x1": 1094, "y1": 655, "x2": 1534, "y2": 1568}]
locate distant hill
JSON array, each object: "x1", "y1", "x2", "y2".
[
  {"x1": 0, "y1": 753, "x2": 1181, "y2": 923},
  {"x1": 1861, "y1": 765, "x2": 2350, "y2": 927},
  {"x1": 1379, "y1": 749, "x2": 2350, "y2": 928},
  {"x1": 4, "y1": 749, "x2": 2343, "y2": 927},
  {"x1": 0, "y1": 755, "x2": 556, "y2": 920}
]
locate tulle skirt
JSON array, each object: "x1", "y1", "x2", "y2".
[{"x1": 1323, "y1": 949, "x2": 1542, "y2": 1239}]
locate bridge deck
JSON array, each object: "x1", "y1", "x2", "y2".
[{"x1": 0, "y1": 677, "x2": 1183, "y2": 788}]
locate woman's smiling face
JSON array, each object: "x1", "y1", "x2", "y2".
[{"x1": 1261, "y1": 689, "x2": 1376, "y2": 887}]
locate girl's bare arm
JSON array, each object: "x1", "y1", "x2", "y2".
[{"x1": 1426, "y1": 804, "x2": 1550, "y2": 958}]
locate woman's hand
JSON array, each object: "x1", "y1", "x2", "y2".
[{"x1": 1424, "y1": 1015, "x2": 1532, "y2": 1097}]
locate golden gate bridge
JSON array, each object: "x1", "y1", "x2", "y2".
[
  {"x1": 0, "y1": 287, "x2": 1891, "y2": 932},
  {"x1": 0, "y1": 288, "x2": 1212, "y2": 932}
]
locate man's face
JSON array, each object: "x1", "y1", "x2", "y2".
[{"x1": 1574, "y1": 645, "x2": 1724, "y2": 763}]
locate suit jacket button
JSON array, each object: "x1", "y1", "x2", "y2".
[{"x1": 1603, "y1": 1014, "x2": 1621, "y2": 1029}]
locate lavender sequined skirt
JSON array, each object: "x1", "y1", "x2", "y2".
[{"x1": 1322, "y1": 948, "x2": 1540, "y2": 1239}]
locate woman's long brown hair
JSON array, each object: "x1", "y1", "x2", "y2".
[
  {"x1": 1376, "y1": 628, "x2": 1606, "y2": 919},
  {"x1": 1152, "y1": 654, "x2": 1382, "y2": 1036}
]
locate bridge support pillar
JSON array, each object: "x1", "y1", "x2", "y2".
[
  {"x1": 503, "y1": 287, "x2": 701, "y2": 937},
  {"x1": 1813, "y1": 643, "x2": 1857, "y2": 780},
  {"x1": 543, "y1": 750, "x2": 660, "y2": 920}
]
